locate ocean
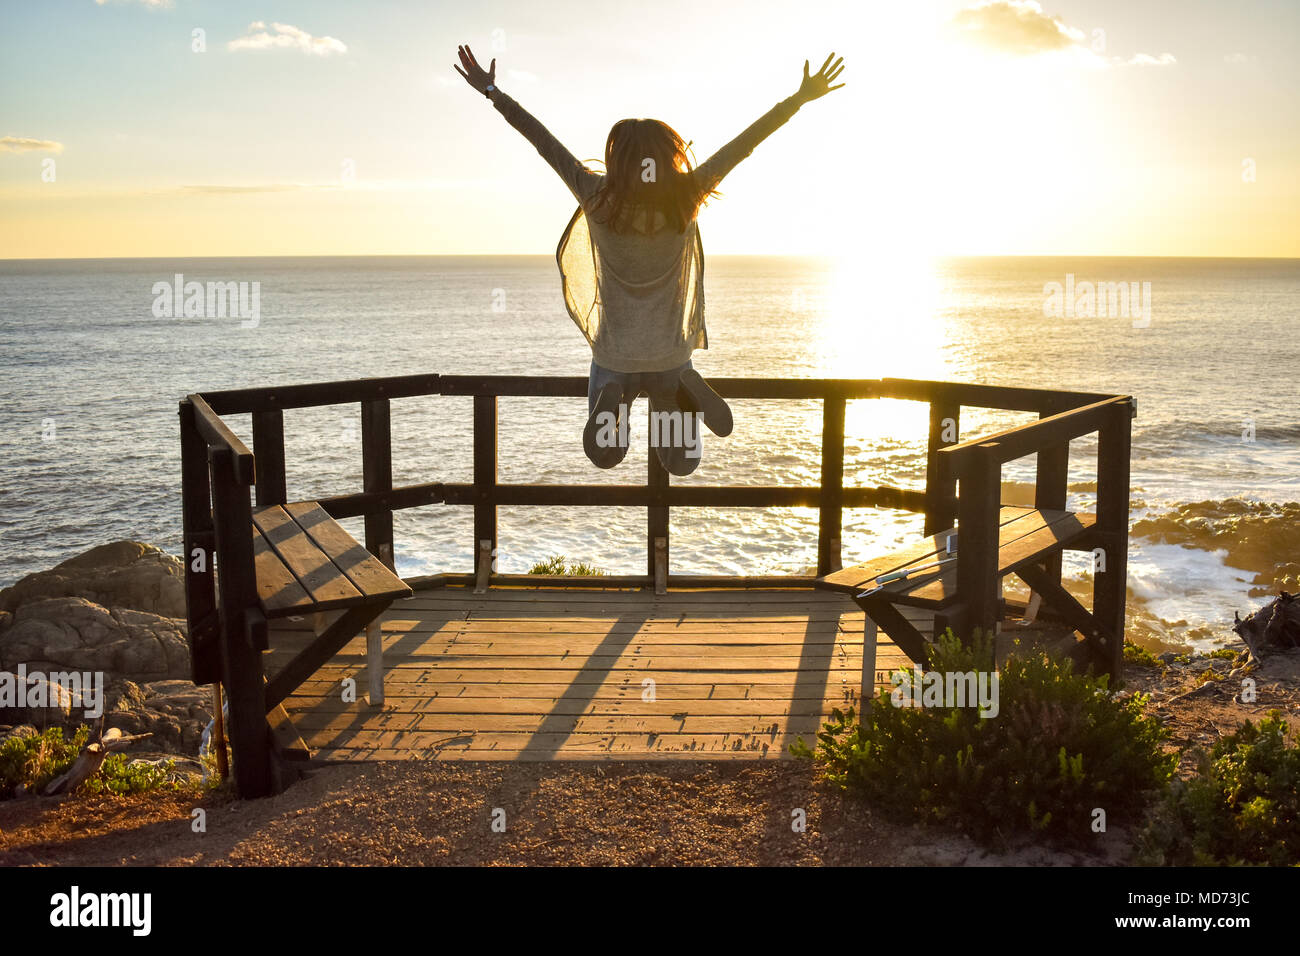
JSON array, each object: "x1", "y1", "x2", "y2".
[{"x1": 2, "y1": 255, "x2": 1297, "y2": 651}]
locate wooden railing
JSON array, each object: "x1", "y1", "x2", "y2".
[
  {"x1": 188, "y1": 374, "x2": 1122, "y2": 594},
  {"x1": 180, "y1": 373, "x2": 1134, "y2": 793},
  {"x1": 940, "y1": 393, "x2": 1135, "y2": 674}
]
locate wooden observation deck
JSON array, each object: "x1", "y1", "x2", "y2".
[{"x1": 178, "y1": 375, "x2": 1135, "y2": 797}]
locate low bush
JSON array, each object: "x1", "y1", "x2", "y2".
[
  {"x1": 1138, "y1": 712, "x2": 1300, "y2": 865},
  {"x1": 0, "y1": 726, "x2": 90, "y2": 798},
  {"x1": 1123, "y1": 641, "x2": 1163, "y2": 668},
  {"x1": 528, "y1": 555, "x2": 604, "y2": 576},
  {"x1": 0, "y1": 726, "x2": 187, "y2": 798},
  {"x1": 792, "y1": 629, "x2": 1176, "y2": 848},
  {"x1": 83, "y1": 754, "x2": 182, "y2": 796}
]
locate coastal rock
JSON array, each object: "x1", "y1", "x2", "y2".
[
  {"x1": 0, "y1": 540, "x2": 207, "y2": 770},
  {"x1": 0, "y1": 541, "x2": 185, "y2": 620},
  {"x1": 0, "y1": 541, "x2": 220, "y2": 790},
  {"x1": 0, "y1": 597, "x2": 189, "y2": 679},
  {"x1": 132, "y1": 680, "x2": 213, "y2": 754},
  {"x1": 0, "y1": 676, "x2": 211, "y2": 755}
]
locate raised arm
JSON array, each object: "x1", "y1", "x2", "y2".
[
  {"x1": 455, "y1": 44, "x2": 601, "y2": 205},
  {"x1": 694, "y1": 53, "x2": 846, "y2": 195}
]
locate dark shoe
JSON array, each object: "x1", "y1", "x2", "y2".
[
  {"x1": 655, "y1": 441, "x2": 701, "y2": 477},
  {"x1": 677, "y1": 368, "x2": 733, "y2": 437},
  {"x1": 584, "y1": 383, "x2": 628, "y2": 468}
]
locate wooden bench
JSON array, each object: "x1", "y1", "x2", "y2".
[
  {"x1": 182, "y1": 393, "x2": 419, "y2": 797},
  {"x1": 816, "y1": 506, "x2": 1099, "y2": 700},
  {"x1": 250, "y1": 501, "x2": 411, "y2": 710}
]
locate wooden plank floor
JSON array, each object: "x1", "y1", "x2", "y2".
[{"x1": 264, "y1": 587, "x2": 929, "y2": 762}]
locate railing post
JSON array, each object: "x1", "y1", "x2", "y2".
[
  {"x1": 252, "y1": 409, "x2": 286, "y2": 506},
  {"x1": 1093, "y1": 399, "x2": 1133, "y2": 678},
  {"x1": 179, "y1": 399, "x2": 220, "y2": 685},
  {"x1": 361, "y1": 398, "x2": 395, "y2": 570},
  {"x1": 473, "y1": 394, "x2": 498, "y2": 582},
  {"x1": 209, "y1": 446, "x2": 272, "y2": 799},
  {"x1": 648, "y1": 430, "x2": 670, "y2": 586},
  {"x1": 925, "y1": 399, "x2": 960, "y2": 535},
  {"x1": 817, "y1": 393, "x2": 846, "y2": 575},
  {"x1": 1034, "y1": 408, "x2": 1070, "y2": 586},
  {"x1": 954, "y1": 442, "x2": 1001, "y2": 645}
]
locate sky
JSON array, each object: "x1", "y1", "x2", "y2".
[{"x1": 1, "y1": 0, "x2": 1297, "y2": 259}]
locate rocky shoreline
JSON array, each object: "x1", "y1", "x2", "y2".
[{"x1": 0, "y1": 542, "x2": 211, "y2": 781}]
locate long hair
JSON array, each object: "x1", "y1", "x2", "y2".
[{"x1": 589, "y1": 118, "x2": 718, "y2": 234}]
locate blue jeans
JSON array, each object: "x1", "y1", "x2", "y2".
[
  {"x1": 587, "y1": 359, "x2": 700, "y2": 472},
  {"x1": 587, "y1": 359, "x2": 694, "y2": 414}
]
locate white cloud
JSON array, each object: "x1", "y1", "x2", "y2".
[
  {"x1": 0, "y1": 136, "x2": 64, "y2": 154},
  {"x1": 950, "y1": 1, "x2": 1175, "y2": 68},
  {"x1": 95, "y1": 0, "x2": 174, "y2": 7},
  {"x1": 950, "y1": 1, "x2": 1083, "y2": 55},
  {"x1": 506, "y1": 69, "x2": 539, "y2": 84},
  {"x1": 227, "y1": 22, "x2": 347, "y2": 56},
  {"x1": 1128, "y1": 53, "x2": 1177, "y2": 67}
]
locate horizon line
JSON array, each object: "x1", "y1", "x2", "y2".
[{"x1": 4, "y1": 253, "x2": 1299, "y2": 263}]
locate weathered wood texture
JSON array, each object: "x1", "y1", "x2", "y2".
[
  {"x1": 265, "y1": 587, "x2": 918, "y2": 761},
  {"x1": 251, "y1": 502, "x2": 409, "y2": 617},
  {"x1": 209, "y1": 446, "x2": 272, "y2": 798},
  {"x1": 179, "y1": 399, "x2": 220, "y2": 684},
  {"x1": 817, "y1": 396, "x2": 846, "y2": 575}
]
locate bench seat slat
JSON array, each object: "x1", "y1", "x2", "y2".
[
  {"x1": 900, "y1": 510, "x2": 1097, "y2": 608},
  {"x1": 252, "y1": 505, "x2": 364, "y2": 608},
  {"x1": 283, "y1": 501, "x2": 410, "y2": 603},
  {"x1": 252, "y1": 524, "x2": 316, "y2": 616},
  {"x1": 818, "y1": 506, "x2": 1035, "y2": 594}
]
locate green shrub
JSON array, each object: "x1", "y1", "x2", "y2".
[
  {"x1": 1123, "y1": 641, "x2": 1162, "y2": 668},
  {"x1": 1, "y1": 726, "x2": 189, "y2": 798},
  {"x1": 0, "y1": 726, "x2": 90, "y2": 797},
  {"x1": 792, "y1": 629, "x2": 1176, "y2": 848},
  {"x1": 83, "y1": 754, "x2": 182, "y2": 796},
  {"x1": 528, "y1": 554, "x2": 604, "y2": 576},
  {"x1": 1137, "y1": 712, "x2": 1300, "y2": 865}
]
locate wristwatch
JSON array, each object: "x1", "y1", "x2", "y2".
[{"x1": 484, "y1": 84, "x2": 496, "y2": 99}]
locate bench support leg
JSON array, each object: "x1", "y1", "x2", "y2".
[
  {"x1": 367, "y1": 621, "x2": 384, "y2": 706},
  {"x1": 266, "y1": 602, "x2": 391, "y2": 711},
  {"x1": 860, "y1": 614, "x2": 878, "y2": 710},
  {"x1": 1023, "y1": 591, "x2": 1043, "y2": 624},
  {"x1": 857, "y1": 598, "x2": 929, "y2": 668},
  {"x1": 1016, "y1": 562, "x2": 1104, "y2": 665}
]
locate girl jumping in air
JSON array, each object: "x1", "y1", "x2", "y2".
[{"x1": 454, "y1": 45, "x2": 845, "y2": 475}]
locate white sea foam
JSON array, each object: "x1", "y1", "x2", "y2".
[{"x1": 1126, "y1": 542, "x2": 1256, "y2": 647}]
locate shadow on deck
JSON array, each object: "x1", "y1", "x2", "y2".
[{"x1": 265, "y1": 587, "x2": 923, "y2": 762}]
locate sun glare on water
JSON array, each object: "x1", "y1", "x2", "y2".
[{"x1": 814, "y1": 252, "x2": 947, "y2": 443}]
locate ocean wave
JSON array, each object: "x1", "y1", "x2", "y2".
[{"x1": 1132, "y1": 498, "x2": 1300, "y2": 593}]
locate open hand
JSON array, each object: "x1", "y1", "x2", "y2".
[
  {"x1": 454, "y1": 44, "x2": 496, "y2": 94},
  {"x1": 797, "y1": 53, "x2": 846, "y2": 102}
]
